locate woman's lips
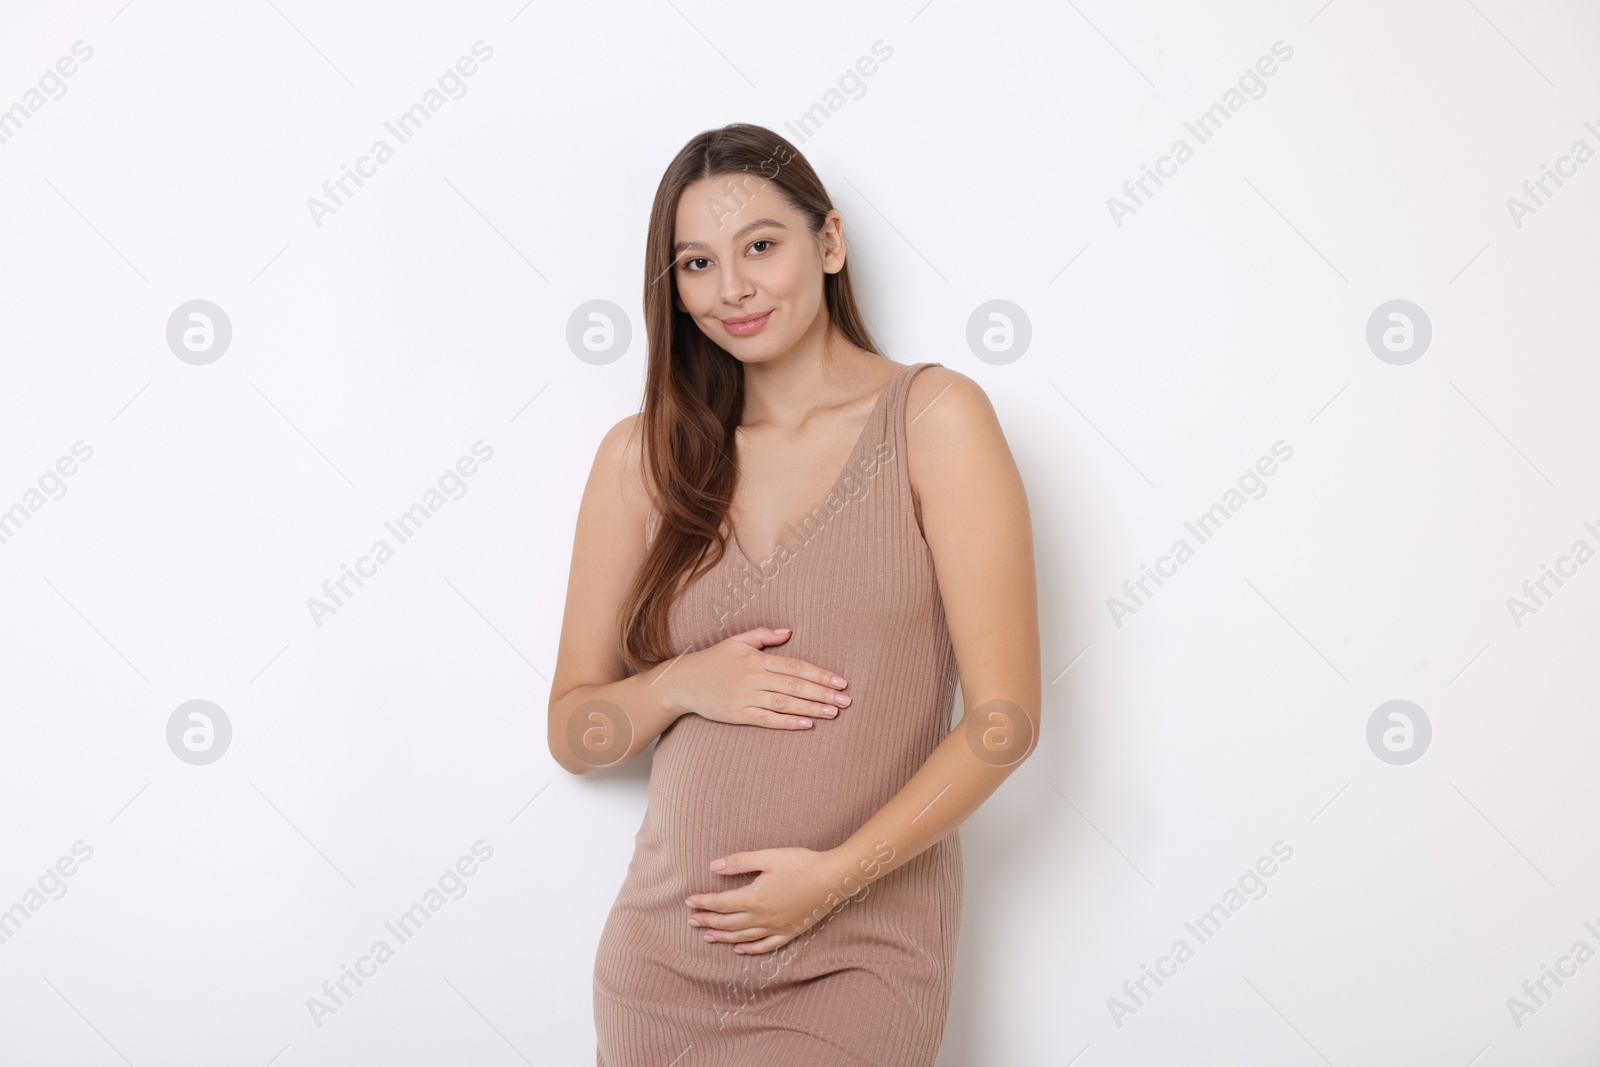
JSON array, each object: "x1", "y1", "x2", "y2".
[{"x1": 722, "y1": 310, "x2": 772, "y2": 337}]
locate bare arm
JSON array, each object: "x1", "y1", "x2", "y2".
[
  {"x1": 823, "y1": 368, "x2": 1041, "y2": 881},
  {"x1": 546, "y1": 413, "x2": 681, "y2": 775}
]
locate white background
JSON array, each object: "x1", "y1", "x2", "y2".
[{"x1": 1, "y1": 0, "x2": 1597, "y2": 1064}]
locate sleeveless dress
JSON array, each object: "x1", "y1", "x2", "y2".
[{"x1": 593, "y1": 361, "x2": 963, "y2": 1067}]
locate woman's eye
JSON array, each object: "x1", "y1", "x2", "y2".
[{"x1": 680, "y1": 242, "x2": 768, "y2": 272}]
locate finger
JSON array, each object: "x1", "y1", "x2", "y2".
[
  {"x1": 702, "y1": 924, "x2": 769, "y2": 944},
  {"x1": 757, "y1": 665, "x2": 852, "y2": 712},
  {"x1": 732, "y1": 933, "x2": 792, "y2": 955},
  {"x1": 752, "y1": 687, "x2": 849, "y2": 720},
  {"x1": 766, "y1": 655, "x2": 848, "y2": 693},
  {"x1": 737, "y1": 626, "x2": 792, "y2": 649},
  {"x1": 709, "y1": 850, "x2": 769, "y2": 877},
  {"x1": 744, "y1": 702, "x2": 820, "y2": 730},
  {"x1": 690, "y1": 909, "x2": 755, "y2": 931}
]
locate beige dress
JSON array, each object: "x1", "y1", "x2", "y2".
[{"x1": 594, "y1": 361, "x2": 962, "y2": 1066}]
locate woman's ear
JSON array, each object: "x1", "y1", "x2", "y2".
[{"x1": 818, "y1": 211, "x2": 848, "y2": 274}]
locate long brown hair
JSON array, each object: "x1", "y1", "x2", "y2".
[{"x1": 619, "y1": 122, "x2": 883, "y2": 672}]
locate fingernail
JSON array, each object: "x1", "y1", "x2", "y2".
[
  {"x1": 688, "y1": 917, "x2": 700, "y2": 927},
  {"x1": 797, "y1": 718, "x2": 811, "y2": 728},
  {"x1": 703, "y1": 932, "x2": 715, "y2": 941},
  {"x1": 832, "y1": 676, "x2": 845, "y2": 686},
  {"x1": 710, "y1": 858, "x2": 726, "y2": 871}
]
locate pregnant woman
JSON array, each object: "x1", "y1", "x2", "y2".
[{"x1": 548, "y1": 123, "x2": 1040, "y2": 1066}]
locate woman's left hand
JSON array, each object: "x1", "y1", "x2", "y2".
[{"x1": 685, "y1": 847, "x2": 857, "y2": 955}]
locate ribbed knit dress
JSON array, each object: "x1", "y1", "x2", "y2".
[{"x1": 593, "y1": 361, "x2": 962, "y2": 1066}]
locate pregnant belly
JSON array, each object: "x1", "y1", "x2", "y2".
[{"x1": 644, "y1": 710, "x2": 928, "y2": 879}]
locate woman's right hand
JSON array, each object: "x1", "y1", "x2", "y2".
[{"x1": 666, "y1": 627, "x2": 851, "y2": 730}]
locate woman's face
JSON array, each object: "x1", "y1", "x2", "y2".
[{"x1": 671, "y1": 174, "x2": 843, "y2": 364}]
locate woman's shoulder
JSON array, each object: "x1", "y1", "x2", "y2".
[
  {"x1": 905, "y1": 365, "x2": 999, "y2": 438},
  {"x1": 904, "y1": 365, "x2": 1016, "y2": 504},
  {"x1": 591, "y1": 411, "x2": 656, "y2": 515}
]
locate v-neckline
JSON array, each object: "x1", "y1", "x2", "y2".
[{"x1": 724, "y1": 362, "x2": 912, "y2": 571}]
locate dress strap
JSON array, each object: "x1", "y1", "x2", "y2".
[{"x1": 889, "y1": 362, "x2": 943, "y2": 453}]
